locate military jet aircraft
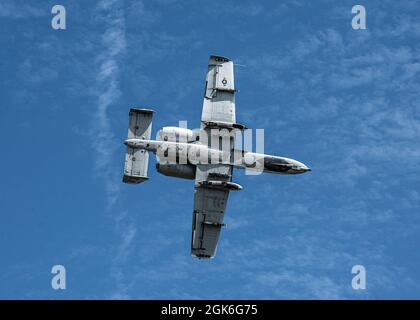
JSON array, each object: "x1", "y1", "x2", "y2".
[{"x1": 122, "y1": 55, "x2": 310, "y2": 259}]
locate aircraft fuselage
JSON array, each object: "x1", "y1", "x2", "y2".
[{"x1": 124, "y1": 138, "x2": 310, "y2": 175}]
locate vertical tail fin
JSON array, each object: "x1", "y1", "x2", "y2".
[{"x1": 122, "y1": 108, "x2": 154, "y2": 184}]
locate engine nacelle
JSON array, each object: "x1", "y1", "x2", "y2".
[
  {"x1": 158, "y1": 127, "x2": 197, "y2": 142},
  {"x1": 243, "y1": 152, "x2": 257, "y2": 167},
  {"x1": 156, "y1": 163, "x2": 196, "y2": 180}
]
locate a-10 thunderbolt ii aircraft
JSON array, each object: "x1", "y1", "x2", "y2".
[{"x1": 122, "y1": 55, "x2": 310, "y2": 259}]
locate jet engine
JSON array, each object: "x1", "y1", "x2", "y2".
[
  {"x1": 156, "y1": 163, "x2": 196, "y2": 180},
  {"x1": 158, "y1": 127, "x2": 198, "y2": 142}
]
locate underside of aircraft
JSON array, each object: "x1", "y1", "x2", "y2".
[{"x1": 122, "y1": 55, "x2": 310, "y2": 259}]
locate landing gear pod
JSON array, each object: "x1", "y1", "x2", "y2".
[{"x1": 122, "y1": 108, "x2": 154, "y2": 184}]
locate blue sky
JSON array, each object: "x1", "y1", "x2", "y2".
[{"x1": 1, "y1": 0, "x2": 420, "y2": 299}]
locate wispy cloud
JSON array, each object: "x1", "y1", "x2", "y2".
[
  {"x1": 90, "y1": 0, "x2": 137, "y2": 298},
  {"x1": 230, "y1": 4, "x2": 420, "y2": 298},
  {"x1": 79, "y1": 1, "x2": 420, "y2": 299}
]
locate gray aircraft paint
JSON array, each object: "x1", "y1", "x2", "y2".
[{"x1": 122, "y1": 55, "x2": 310, "y2": 258}]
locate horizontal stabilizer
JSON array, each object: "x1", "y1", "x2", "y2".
[{"x1": 123, "y1": 108, "x2": 153, "y2": 184}]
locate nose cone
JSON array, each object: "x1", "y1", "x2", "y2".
[
  {"x1": 293, "y1": 160, "x2": 311, "y2": 173},
  {"x1": 301, "y1": 165, "x2": 311, "y2": 172},
  {"x1": 265, "y1": 156, "x2": 311, "y2": 174}
]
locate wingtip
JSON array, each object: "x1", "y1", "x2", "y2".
[{"x1": 209, "y1": 55, "x2": 231, "y2": 62}]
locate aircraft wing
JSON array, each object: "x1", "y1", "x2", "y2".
[
  {"x1": 191, "y1": 164, "x2": 238, "y2": 259},
  {"x1": 191, "y1": 55, "x2": 243, "y2": 259},
  {"x1": 201, "y1": 55, "x2": 236, "y2": 125}
]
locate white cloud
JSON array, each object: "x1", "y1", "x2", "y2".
[
  {"x1": 229, "y1": 7, "x2": 420, "y2": 297},
  {"x1": 89, "y1": 0, "x2": 138, "y2": 298}
]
